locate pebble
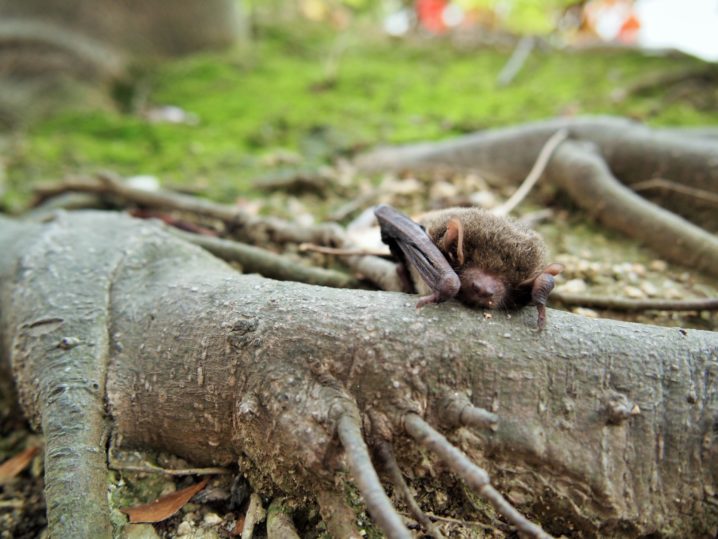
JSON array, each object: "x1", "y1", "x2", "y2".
[
  {"x1": 649, "y1": 259, "x2": 668, "y2": 272},
  {"x1": 177, "y1": 521, "x2": 194, "y2": 536},
  {"x1": 624, "y1": 286, "x2": 645, "y2": 299},
  {"x1": 640, "y1": 282, "x2": 659, "y2": 297},
  {"x1": 202, "y1": 513, "x2": 223, "y2": 527},
  {"x1": 573, "y1": 307, "x2": 599, "y2": 318},
  {"x1": 558, "y1": 279, "x2": 587, "y2": 294}
]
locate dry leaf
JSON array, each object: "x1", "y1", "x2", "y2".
[
  {"x1": 0, "y1": 446, "x2": 39, "y2": 483},
  {"x1": 120, "y1": 478, "x2": 208, "y2": 523},
  {"x1": 232, "y1": 514, "x2": 245, "y2": 536}
]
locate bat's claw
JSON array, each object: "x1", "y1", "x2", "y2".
[{"x1": 416, "y1": 292, "x2": 441, "y2": 308}]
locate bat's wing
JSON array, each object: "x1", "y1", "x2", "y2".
[{"x1": 375, "y1": 205, "x2": 460, "y2": 307}]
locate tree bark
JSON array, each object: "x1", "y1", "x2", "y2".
[{"x1": 1, "y1": 211, "x2": 717, "y2": 537}]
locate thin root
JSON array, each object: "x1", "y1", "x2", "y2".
[
  {"x1": 404, "y1": 413, "x2": 553, "y2": 539},
  {"x1": 337, "y1": 414, "x2": 411, "y2": 539},
  {"x1": 438, "y1": 393, "x2": 498, "y2": 430},
  {"x1": 376, "y1": 441, "x2": 446, "y2": 539},
  {"x1": 552, "y1": 292, "x2": 718, "y2": 312}
]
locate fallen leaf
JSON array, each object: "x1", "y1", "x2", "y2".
[
  {"x1": 0, "y1": 446, "x2": 39, "y2": 483},
  {"x1": 232, "y1": 514, "x2": 245, "y2": 536},
  {"x1": 120, "y1": 479, "x2": 208, "y2": 523}
]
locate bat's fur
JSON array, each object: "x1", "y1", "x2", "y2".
[{"x1": 415, "y1": 207, "x2": 548, "y2": 308}]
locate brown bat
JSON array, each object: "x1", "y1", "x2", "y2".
[{"x1": 375, "y1": 204, "x2": 563, "y2": 330}]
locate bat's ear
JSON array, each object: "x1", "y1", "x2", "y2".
[
  {"x1": 440, "y1": 217, "x2": 465, "y2": 266},
  {"x1": 543, "y1": 262, "x2": 564, "y2": 276}
]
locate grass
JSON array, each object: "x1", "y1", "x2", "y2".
[{"x1": 2, "y1": 23, "x2": 715, "y2": 210}]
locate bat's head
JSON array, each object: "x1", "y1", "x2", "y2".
[{"x1": 456, "y1": 267, "x2": 508, "y2": 309}]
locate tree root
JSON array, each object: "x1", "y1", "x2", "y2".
[
  {"x1": 356, "y1": 116, "x2": 718, "y2": 271},
  {"x1": 2, "y1": 212, "x2": 718, "y2": 537},
  {"x1": 552, "y1": 292, "x2": 718, "y2": 312}
]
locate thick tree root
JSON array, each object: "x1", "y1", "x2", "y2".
[
  {"x1": 2, "y1": 212, "x2": 718, "y2": 537},
  {"x1": 356, "y1": 116, "x2": 718, "y2": 272}
]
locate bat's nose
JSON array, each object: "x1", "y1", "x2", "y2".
[{"x1": 472, "y1": 281, "x2": 497, "y2": 298}]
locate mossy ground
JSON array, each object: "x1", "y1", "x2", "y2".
[{"x1": 1, "y1": 23, "x2": 715, "y2": 211}]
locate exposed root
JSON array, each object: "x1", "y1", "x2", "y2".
[
  {"x1": 376, "y1": 441, "x2": 446, "y2": 539},
  {"x1": 336, "y1": 414, "x2": 411, "y2": 539},
  {"x1": 355, "y1": 116, "x2": 718, "y2": 264},
  {"x1": 632, "y1": 178, "x2": 718, "y2": 206},
  {"x1": 316, "y1": 489, "x2": 363, "y2": 539},
  {"x1": 552, "y1": 292, "x2": 718, "y2": 312},
  {"x1": 547, "y1": 141, "x2": 718, "y2": 278},
  {"x1": 438, "y1": 393, "x2": 498, "y2": 430},
  {"x1": 33, "y1": 172, "x2": 344, "y2": 246},
  {"x1": 404, "y1": 413, "x2": 552, "y2": 539},
  {"x1": 267, "y1": 498, "x2": 301, "y2": 539},
  {"x1": 169, "y1": 229, "x2": 359, "y2": 289}
]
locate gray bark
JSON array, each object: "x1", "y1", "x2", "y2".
[{"x1": 1, "y1": 211, "x2": 718, "y2": 537}]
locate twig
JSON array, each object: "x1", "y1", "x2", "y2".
[
  {"x1": 552, "y1": 292, "x2": 718, "y2": 312},
  {"x1": 404, "y1": 413, "x2": 552, "y2": 539},
  {"x1": 376, "y1": 441, "x2": 445, "y2": 539},
  {"x1": 337, "y1": 414, "x2": 411, "y2": 539},
  {"x1": 632, "y1": 178, "x2": 718, "y2": 206},
  {"x1": 497, "y1": 35, "x2": 535, "y2": 87},
  {"x1": 299, "y1": 243, "x2": 387, "y2": 257},
  {"x1": 423, "y1": 511, "x2": 498, "y2": 531},
  {"x1": 109, "y1": 463, "x2": 231, "y2": 476},
  {"x1": 33, "y1": 172, "x2": 344, "y2": 246},
  {"x1": 492, "y1": 129, "x2": 569, "y2": 216},
  {"x1": 170, "y1": 228, "x2": 359, "y2": 289}
]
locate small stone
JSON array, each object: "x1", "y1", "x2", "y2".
[
  {"x1": 573, "y1": 307, "x2": 599, "y2": 318},
  {"x1": 429, "y1": 181, "x2": 458, "y2": 200},
  {"x1": 649, "y1": 259, "x2": 668, "y2": 272},
  {"x1": 176, "y1": 521, "x2": 193, "y2": 536},
  {"x1": 631, "y1": 263, "x2": 646, "y2": 277},
  {"x1": 122, "y1": 524, "x2": 160, "y2": 539},
  {"x1": 469, "y1": 190, "x2": 496, "y2": 208},
  {"x1": 640, "y1": 282, "x2": 659, "y2": 297},
  {"x1": 558, "y1": 279, "x2": 587, "y2": 294},
  {"x1": 624, "y1": 286, "x2": 645, "y2": 299},
  {"x1": 202, "y1": 513, "x2": 223, "y2": 527}
]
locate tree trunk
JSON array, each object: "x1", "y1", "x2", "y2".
[
  {"x1": 0, "y1": 0, "x2": 243, "y2": 126},
  {"x1": 1, "y1": 211, "x2": 717, "y2": 537}
]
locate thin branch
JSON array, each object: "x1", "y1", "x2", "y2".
[
  {"x1": 552, "y1": 292, "x2": 718, "y2": 312},
  {"x1": 497, "y1": 35, "x2": 535, "y2": 87},
  {"x1": 337, "y1": 414, "x2": 411, "y2": 539},
  {"x1": 170, "y1": 229, "x2": 359, "y2": 289},
  {"x1": 299, "y1": 243, "x2": 388, "y2": 257},
  {"x1": 376, "y1": 441, "x2": 445, "y2": 539},
  {"x1": 109, "y1": 462, "x2": 231, "y2": 477},
  {"x1": 632, "y1": 178, "x2": 718, "y2": 206},
  {"x1": 33, "y1": 172, "x2": 344, "y2": 245},
  {"x1": 493, "y1": 128, "x2": 569, "y2": 217},
  {"x1": 404, "y1": 413, "x2": 552, "y2": 539}
]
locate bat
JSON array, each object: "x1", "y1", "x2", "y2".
[{"x1": 375, "y1": 204, "x2": 563, "y2": 330}]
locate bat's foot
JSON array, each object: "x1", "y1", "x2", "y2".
[{"x1": 536, "y1": 303, "x2": 547, "y2": 331}]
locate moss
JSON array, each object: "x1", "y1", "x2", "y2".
[{"x1": 2, "y1": 24, "x2": 715, "y2": 211}]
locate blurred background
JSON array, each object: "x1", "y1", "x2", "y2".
[{"x1": 0, "y1": 0, "x2": 716, "y2": 213}]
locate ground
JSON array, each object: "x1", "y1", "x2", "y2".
[{"x1": 0, "y1": 20, "x2": 717, "y2": 538}]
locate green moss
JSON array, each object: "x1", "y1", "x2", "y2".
[{"x1": 2, "y1": 24, "x2": 715, "y2": 210}]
